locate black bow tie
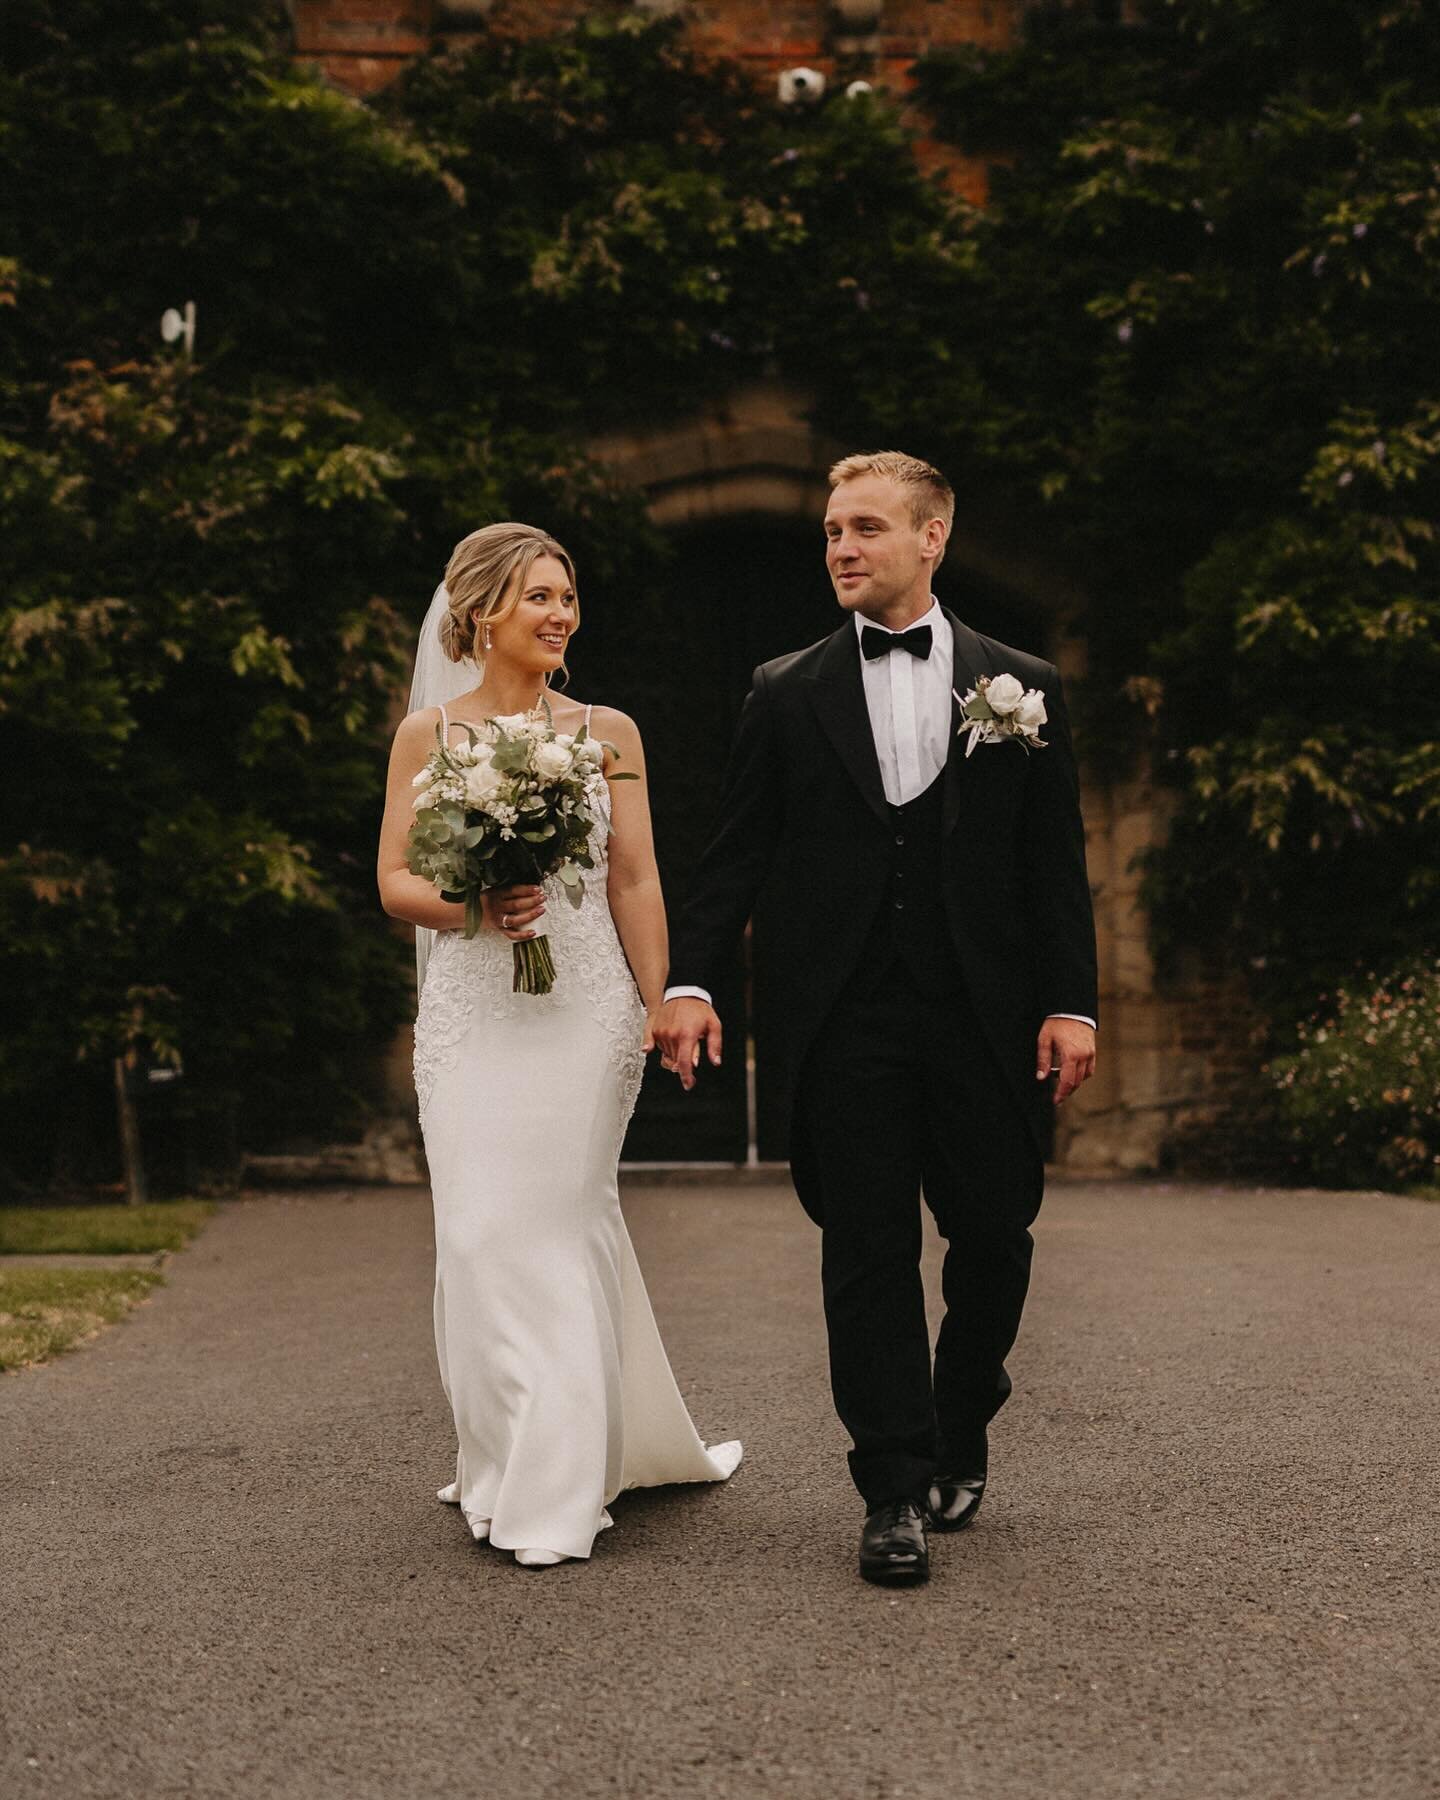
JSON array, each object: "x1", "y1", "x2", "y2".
[{"x1": 861, "y1": 623, "x2": 933, "y2": 662}]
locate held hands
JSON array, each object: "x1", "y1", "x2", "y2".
[
  {"x1": 651, "y1": 998, "x2": 723, "y2": 1092},
  {"x1": 1037, "y1": 1017, "x2": 1097, "y2": 1106},
  {"x1": 480, "y1": 883, "x2": 545, "y2": 943}
]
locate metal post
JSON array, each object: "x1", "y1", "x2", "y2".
[
  {"x1": 113, "y1": 1053, "x2": 148, "y2": 1206},
  {"x1": 742, "y1": 922, "x2": 759, "y2": 1167}
]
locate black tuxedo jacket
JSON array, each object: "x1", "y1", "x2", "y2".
[{"x1": 668, "y1": 609, "x2": 1098, "y2": 1122}]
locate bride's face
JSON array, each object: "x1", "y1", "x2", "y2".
[{"x1": 484, "y1": 555, "x2": 576, "y2": 676}]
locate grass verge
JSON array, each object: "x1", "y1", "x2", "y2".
[
  {"x1": 0, "y1": 1266, "x2": 165, "y2": 1371},
  {"x1": 0, "y1": 1199, "x2": 215, "y2": 1255}
]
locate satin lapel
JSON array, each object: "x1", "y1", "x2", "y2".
[
  {"x1": 943, "y1": 612, "x2": 995, "y2": 836},
  {"x1": 804, "y1": 626, "x2": 890, "y2": 827}
]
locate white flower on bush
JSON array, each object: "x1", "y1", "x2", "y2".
[
  {"x1": 984, "y1": 673, "x2": 1025, "y2": 716},
  {"x1": 1015, "y1": 689, "x2": 1048, "y2": 731},
  {"x1": 532, "y1": 738, "x2": 575, "y2": 783}
]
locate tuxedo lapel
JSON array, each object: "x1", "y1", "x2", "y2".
[
  {"x1": 943, "y1": 611, "x2": 995, "y2": 835},
  {"x1": 804, "y1": 625, "x2": 890, "y2": 827}
]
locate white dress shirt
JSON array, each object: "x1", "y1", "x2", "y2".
[
  {"x1": 856, "y1": 598, "x2": 954, "y2": 805},
  {"x1": 665, "y1": 599, "x2": 1095, "y2": 1031}
]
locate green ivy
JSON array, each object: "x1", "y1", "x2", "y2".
[
  {"x1": 912, "y1": 0, "x2": 1440, "y2": 1015},
  {"x1": 4, "y1": 0, "x2": 1435, "y2": 1184}
]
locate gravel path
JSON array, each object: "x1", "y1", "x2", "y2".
[{"x1": 2, "y1": 1178, "x2": 1436, "y2": 1799}]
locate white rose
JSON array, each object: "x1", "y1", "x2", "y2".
[
  {"x1": 463, "y1": 760, "x2": 505, "y2": 809},
  {"x1": 531, "y1": 740, "x2": 573, "y2": 783},
  {"x1": 578, "y1": 737, "x2": 605, "y2": 770},
  {"x1": 1015, "y1": 689, "x2": 1047, "y2": 731},
  {"x1": 413, "y1": 786, "x2": 438, "y2": 810},
  {"x1": 492, "y1": 712, "x2": 531, "y2": 735},
  {"x1": 984, "y1": 673, "x2": 1025, "y2": 716}
]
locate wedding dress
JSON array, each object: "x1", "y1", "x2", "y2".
[{"x1": 413, "y1": 701, "x2": 741, "y2": 1563}]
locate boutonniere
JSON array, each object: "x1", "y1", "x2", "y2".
[{"x1": 954, "y1": 673, "x2": 1048, "y2": 758}]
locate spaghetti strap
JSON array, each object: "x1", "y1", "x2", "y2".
[
  {"x1": 584, "y1": 703, "x2": 593, "y2": 733},
  {"x1": 438, "y1": 702, "x2": 449, "y2": 736}
]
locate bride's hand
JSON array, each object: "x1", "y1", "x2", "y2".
[
  {"x1": 481, "y1": 883, "x2": 545, "y2": 941},
  {"x1": 641, "y1": 1008, "x2": 662, "y2": 1056}
]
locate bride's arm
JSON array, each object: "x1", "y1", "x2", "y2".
[
  {"x1": 594, "y1": 708, "x2": 668, "y2": 1019},
  {"x1": 376, "y1": 710, "x2": 469, "y2": 931}
]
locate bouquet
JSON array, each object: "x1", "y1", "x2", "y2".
[
  {"x1": 954, "y1": 672, "x2": 1048, "y2": 757},
  {"x1": 405, "y1": 703, "x2": 631, "y2": 995}
]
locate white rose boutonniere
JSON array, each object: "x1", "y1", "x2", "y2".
[
  {"x1": 983, "y1": 672, "x2": 1025, "y2": 715},
  {"x1": 954, "y1": 674, "x2": 1049, "y2": 758}
]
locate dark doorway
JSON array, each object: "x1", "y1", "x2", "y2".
[
  {"x1": 621, "y1": 513, "x2": 1056, "y2": 1164},
  {"x1": 620, "y1": 516, "x2": 835, "y2": 1161}
]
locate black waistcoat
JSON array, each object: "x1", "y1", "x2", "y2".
[{"x1": 859, "y1": 771, "x2": 961, "y2": 986}]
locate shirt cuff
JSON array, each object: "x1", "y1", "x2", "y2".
[
  {"x1": 663, "y1": 986, "x2": 713, "y2": 1006},
  {"x1": 1046, "y1": 1013, "x2": 1097, "y2": 1031}
]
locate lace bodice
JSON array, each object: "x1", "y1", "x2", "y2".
[{"x1": 411, "y1": 739, "x2": 646, "y2": 1127}]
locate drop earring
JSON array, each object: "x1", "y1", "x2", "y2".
[{"x1": 482, "y1": 622, "x2": 492, "y2": 653}]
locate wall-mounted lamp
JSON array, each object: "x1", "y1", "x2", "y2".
[{"x1": 161, "y1": 302, "x2": 196, "y2": 357}]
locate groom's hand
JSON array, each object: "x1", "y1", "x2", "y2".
[
  {"x1": 1037, "y1": 1017, "x2": 1096, "y2": 1106},
  {"x1": 653, "y1": 999, "x2": 723, "y2": 1092}
]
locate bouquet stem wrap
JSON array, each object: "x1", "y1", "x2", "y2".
[{"x1": 512, "y1": 926, "x2": 557, "y2": 996}]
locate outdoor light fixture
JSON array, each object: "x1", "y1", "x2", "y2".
[
  {"x1": 845, "y1": 80, "x2": 874, "y2": 99},
  {"x1": 778, "y1": 67, "x2": 827, "y2": 105},
  {"x1": 161, "y1": 301, "x2": 196, "y2": 356}
]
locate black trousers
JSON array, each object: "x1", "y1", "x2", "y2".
[{"x1": 791, "y1": 957, "x2": 1044, "y2": 1509}]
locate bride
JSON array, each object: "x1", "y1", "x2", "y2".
[{"x1": 377, "y1": 522, "x2": 741, "y2": 1569}]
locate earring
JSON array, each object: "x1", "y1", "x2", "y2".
[{"x1": 482, "y1": 622, "x2": 492, "y2": 653}]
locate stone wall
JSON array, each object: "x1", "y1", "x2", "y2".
[{"x1": 1056, "y1": 767, "x2": 1259, "y2": 1173}]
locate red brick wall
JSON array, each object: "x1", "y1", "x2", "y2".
[{"x1": 289, "y1": 0, "x2": 1018, "y2": 193}]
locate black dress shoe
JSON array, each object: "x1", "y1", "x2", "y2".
[
  {"x1": 927, "y1": 1474, "x2": 986, "y2": 1532},
  {"x1": 859, "y1": 1499, "x2": 930, "y2": 1585}
]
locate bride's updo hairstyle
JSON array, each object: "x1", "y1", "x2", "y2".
[{"x1": 440, "y1": 522, "x2": 580, "y2": 675}]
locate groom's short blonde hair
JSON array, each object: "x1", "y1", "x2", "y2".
[{"x1": 827, "y1": 451, "x2": 955, "y2": 567}]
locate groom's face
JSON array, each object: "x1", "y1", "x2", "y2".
[{"x1": 823, "y1": 475, "x2": 931, "y2": 618}]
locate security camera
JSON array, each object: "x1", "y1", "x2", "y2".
[{"x1": 778, "y1": 67, "x2": 827, "y2": 106}]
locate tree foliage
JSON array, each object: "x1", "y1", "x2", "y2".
[
  {"x1": 912, "y1": 0, "x2": 1440, "y2": 1008},
  {"x1": 4, "y1": 0, "x2": 1435, "y2": 1186}
]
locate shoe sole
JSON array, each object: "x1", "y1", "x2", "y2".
[
  {"x1": 859, "y1": 1558, "x2": 930, "y2": 1586},
  {"x1": 927, "y1": 1508, "x2": 980, "y2": 1534}
]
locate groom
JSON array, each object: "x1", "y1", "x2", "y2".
[{"x1": 654, "y1": 452, "x2": 1098, "y2": 1586}]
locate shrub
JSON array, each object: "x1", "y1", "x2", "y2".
[{"x1": 1269, "y1": 959, "x2": 1440, "y2": 1190}]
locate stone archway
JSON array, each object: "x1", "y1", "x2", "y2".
[
  {"x1": 588, "y1": 383, "x2": 841, "y2": 530},
  {"x1": 587, "y1": 383, "x2": 1217, "y2": 1175}
]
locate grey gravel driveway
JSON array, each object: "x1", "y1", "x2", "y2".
[{"x1": 1, "y1": 1178, "x2": 1436, "y2": 1799}]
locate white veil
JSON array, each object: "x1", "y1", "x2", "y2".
[{"x1": 407, "y1": 580, "x2": 483, "y2": 996}]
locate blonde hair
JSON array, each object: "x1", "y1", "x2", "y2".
[
  {"x1": 440, "y1": 522, "x2": 579, "y2": 669},
  {"x1": 827, "y1": 451, "x2": 955, "y2": 567}
]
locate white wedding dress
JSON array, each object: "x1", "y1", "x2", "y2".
[{"x1": 413, "y1": 704, "x2": 741, "y2": 1563}]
